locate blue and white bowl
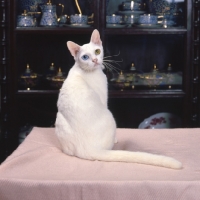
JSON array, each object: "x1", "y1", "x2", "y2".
[
  {"x1": 70, "y1": 14, "x2": 88, "y2": 24},
  {"x1": 139, "y1": 14, "x2": 158, "y2": 24},
  {"x1": 124, "y1": 14, "x2": 139, "y2": 24},
  {"x1": 17, "y1": 15, "x2": 35, "y2": 27},
  {"x1": 106, "y1": 15, "x2": 122, "y2": 24}
]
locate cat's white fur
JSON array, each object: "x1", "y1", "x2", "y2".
[{"x1": 55, "y1": 29, "x2": 182, "y2": 169}]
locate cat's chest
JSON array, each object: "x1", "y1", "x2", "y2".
[
  {"x1": 86, "y1": 72, "x2": 106, "y2": 88},
  {"x1": 84, "y1": 71, "x2": 107, "y2": 104}
]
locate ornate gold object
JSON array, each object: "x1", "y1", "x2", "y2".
[
  {"x1": 152, "y1": 64, "x2": 158, "y2": 72},
  {"x1": 52, "y1": 68, "x2": 65, "y2": 82},
  {"x1": 167, "y1": 63, "x2": 172, "y2": 71},
  {"x1": 130, "y1": 63, "x2": 136, "y2": 71},
  {"x1": 21, "y1": 64, "x2": 37, "y2": 79},
  {"x1": 47, "y1": 0, "x2": 52, "y2": 5},
  {"x1": 75, "y1": 0, "x2": 82, "y2": 14},
  {"x1": 117, "y1": 71, "x2": 126, "y2": 82}
]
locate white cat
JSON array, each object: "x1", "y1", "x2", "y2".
[{"x1": 55, "y1": 29, "x2": 182, "y2": 169}]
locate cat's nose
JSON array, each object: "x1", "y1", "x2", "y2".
[{"x1": 92, "y1": 58, "x2": 98, "y2": 63}]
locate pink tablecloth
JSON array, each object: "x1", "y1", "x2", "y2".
[{"x1": 0, "y1": 127, "x2": 200, "y2": 200}]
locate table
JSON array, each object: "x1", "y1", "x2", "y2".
[{"x1": 0, "y1": 127, "x2": 200, "y2": 200}]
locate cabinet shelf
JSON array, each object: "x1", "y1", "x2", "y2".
[
  {"x1": 109, "y1": 89, "x2": 185, "y2": 98},
  {"x1": 16, "y1": 89, "x2": 185, "y2": 99},
  {"x1": 17, "y1": 90, "x2": 59, "y2": 95},
  {"x1": 15, "y1": 27, "x2": 94, "y2": 34},
  {"x1": 15, "y1": 27, "x2": 187, "y2": 35},
  {"x1": 104, "y1": 27, "x2": 187, "y2": 35}
]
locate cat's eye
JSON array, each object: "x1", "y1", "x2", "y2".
[
  {"x1": 95, "y1": 49, "x2": 101, "y2": 55},
  {"x1": 81, "y1": 55, "x2": 89, "y2": 60}
]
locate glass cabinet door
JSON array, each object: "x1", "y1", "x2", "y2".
[
  {"x1": 106, "y1": 0, "x2": 185, "y2": 28},
  {"x1": 104, "y1": 0, "x2": 186, "y2": 91}
]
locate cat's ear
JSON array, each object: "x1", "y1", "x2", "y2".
[
  {"x1": 90, "y1": 29, "x2": 102, "y2": 45},
  {"x1": 67, "y1": 41, "x2": 80, "y2": 58}
]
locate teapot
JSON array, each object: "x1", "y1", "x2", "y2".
[{"x1": 40, "y1": 0, "x2": 64, "y2": 26}]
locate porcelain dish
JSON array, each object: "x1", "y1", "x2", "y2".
[
  {"x1": 118, "y1": 10, "x2": 145, "y2": 15},
  {"x1": 70, "y1": 14, "x2": 88, "y2": 24},
  {"x1": 106, "y1": 24, "x2": 127, "y2": 28},
  {"x1": 122, "y1": 0, "x2": 145, "y2": 11},
  {"x1": 106, "y1": 15, "x2": 122, "y2": 24},
  {"x1": 138, "y1": 112, "x2": 182, "y2": 129},
  {"x1": 133, "y1": 23, "x2": 162, "y2": 28},
  {"x1": 64, "y1": 24, "x2": 91, "y2": 28},
  {"x1": 123, "y1": 14, "x2": 139, "y2": 24},
  {"x1": 138, "y1": 14, "x2": 158, "y2": 24}
]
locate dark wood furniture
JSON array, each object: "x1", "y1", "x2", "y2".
[{"x1": 0, "y1": 0, "x2": 199, "y2": 162}]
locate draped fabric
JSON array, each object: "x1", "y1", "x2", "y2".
[{"x1": 0, "y1": 127, "x2": 200, "y2": 200}]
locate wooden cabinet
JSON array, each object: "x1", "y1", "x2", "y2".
[{"x1": 0, "y1": 0, "x2": 199, "y2": 161}]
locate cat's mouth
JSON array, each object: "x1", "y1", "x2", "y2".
[
  {"x1": 93, "y1": 63, "x2": 99, "y2": 67},
  {"x1": 93, "y1": 63, "x2": 102, "y2": 70},
  {"x1": 81, "y1": 64, "x2": 99, "y2": 72}
]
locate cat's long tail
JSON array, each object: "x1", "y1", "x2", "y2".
[{"x1": 90, "y1": 150, "x2": 182, "y2": 169}]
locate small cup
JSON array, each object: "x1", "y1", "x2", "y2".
[
  {"x1": 70, "y1": 14, "x2": 88, "y2": 24},
  {"x1": 139, "y1": 14, "x2": 158, "y2": 25},
  {"x1": 106, "y1": 14, "x2": 122, "y2": 24}
]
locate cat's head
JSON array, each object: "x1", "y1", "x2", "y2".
[{"x1": 67, "y1": 29, "x2": 104, "y2": 72}]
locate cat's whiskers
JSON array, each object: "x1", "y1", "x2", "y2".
[
  {"x1": 103, "y1": 62, "x2": 120, "y2": 74},
  {"x1": 103, "y1": 59, "x2": 123, "y2": 68},
  {"x1": 103, "y1": 61, "x2": 121, "y2": 72},
  {"x1": 103, "y1": 52, "x2": 123, "y2": 74}
]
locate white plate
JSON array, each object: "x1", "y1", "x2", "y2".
[
  {"x1": 138, "y1": 112, "x2": 182, "y2": 129},
  {"x1": 118, "y1": 10, "x2": 145, "y2": 15},
  {"x1": 106, "y1": 24, "x2": 127, "y2": 28},
  {"x1": 133, "y1": 23, "x2": 162, "y2": 28},
  {"x1": 64, "y1": 24, "x2": 91, "y2": 28}
]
